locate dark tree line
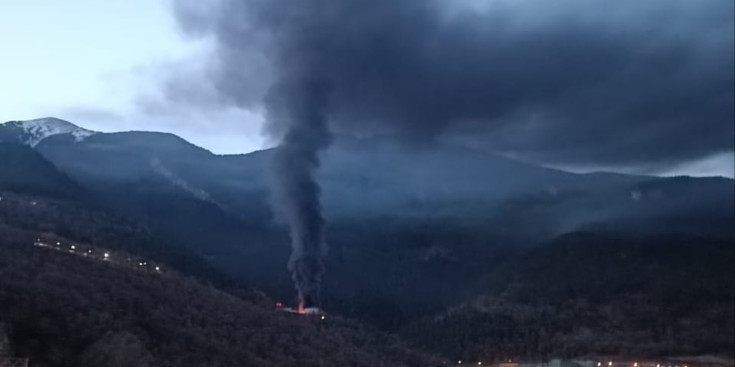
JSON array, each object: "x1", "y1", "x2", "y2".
[{"x1": 402, "y1": 232, "x2": 735, "y2": 361}]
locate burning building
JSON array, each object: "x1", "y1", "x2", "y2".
[{"x1": 276, "y1": 301, "x2": 326, "y2": 316}]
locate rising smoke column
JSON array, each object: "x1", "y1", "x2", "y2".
[
  {"x1": 259, "y1": 3, "x2": 335, "y2": 308},
  {"x1": 171, "y1": 0, "x2": 734, "y2": 303},
  {"x1": 268, "y1": 77, "x2": 331, "y2": 308}
]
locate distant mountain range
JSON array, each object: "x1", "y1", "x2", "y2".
[
  {"x1": 1, "y1": 117, "x2": 733, "y2": 358},
  {"x1": 2, "y1": 117, "x2": 731, "y2": 235},
  {"x1": 0, "y1": 118, "x2": 683, "y2": 212}
]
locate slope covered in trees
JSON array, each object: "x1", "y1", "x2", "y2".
[
  {"x1": 0, "y1": 193, "x2": 439, "y2": 366},
  {"x1": 403, "y1": 232, "x2": 734, "y2": 361},
  {"x1": 0, "y1": 143, "x2": 82, "y2": 198},
  {"x1": 0, "y1": 240, "x2": 439, "y2": 366}
]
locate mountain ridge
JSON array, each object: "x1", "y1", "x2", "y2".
[
  {"x1": 0, "y1": 117, "x2": 95, "y2": 147},
  {"x1": 0, "y1": 117, "x2": 732, "y2": 360},
  {"x1": 2, "y1": 116, "x2": 732, "y2": 334},
  {"x1": 0, "y1": 117, "x2": 658, "y2": 178}
]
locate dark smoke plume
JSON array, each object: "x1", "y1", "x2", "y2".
[
  {"x1": 177, "y1": 0, "x2": 339, "y2": 306},
  {"x1": 173, "y1": 0, "x2": 733, "y2": 168},
  {"x1": 268, "y1": 78, "x2": 331, "y2": 308},
  {"x1": 171, "y1": 0, "x2": 734, "y2": 301},
  {"x1": 259, "y1": 3, "x2": 337, "y2": 307}
]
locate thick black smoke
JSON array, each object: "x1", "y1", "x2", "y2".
[
  {"x1": 268, "y1": 79, "x2": 331, "y2": 308},
  {"x1": 173, "y1": 0, "x2": 733, "y2": 167},
  {"x1": 171, "y1": 0, "x2": 734, "y2": 301},
  {"x1": 254, "y1": 1, "x2": 337, "y2": 307}
]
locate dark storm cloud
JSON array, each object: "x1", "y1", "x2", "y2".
[{"x1": 173, "y1": 0, "x2": 733, "y2": 168}]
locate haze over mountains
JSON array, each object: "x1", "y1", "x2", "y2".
[
  {"x1": 1, "y1": 117, "x2": 733, "y2": 362},
  {"x1": 3, "y1": 118, "x2": 731, "y2": 234}
]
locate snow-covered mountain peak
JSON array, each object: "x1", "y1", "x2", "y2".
[{"x1": 3, "y1": 117, "x2": 96, "y2": 147}]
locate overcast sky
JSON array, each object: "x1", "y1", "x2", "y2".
[{"x1": 0, "y1": 0, "x2": 732, "y2": 177}]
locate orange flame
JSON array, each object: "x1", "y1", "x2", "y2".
[{"x1": 297, "y1": 300, "x2": 305, "y2": 314}]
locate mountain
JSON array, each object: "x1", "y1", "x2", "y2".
[
  {"x1": 0, "y1": 117, "x2": 95, "y2": 147},
  {"x1": 1, "y1": 117, "x2": 732, "y2": 333},
  {"x1": 1, "y1": 118, "x2": 644, "y2": 217},
  {"x1": 0, "y1": 193, "x2": 440, "y2": 366},
  {"x1": 492, "y1": 175, "x2": 735, "y2": 240}
]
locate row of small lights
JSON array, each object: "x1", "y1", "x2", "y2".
[
  {"x1": 454, "y1": 361, "x2": 688, "y2": 367},
  {"x1": 42, "y1": 239, "x2": 159, "y2": 272},
  {"x1": 599, "y1": 362, "x2": 687, "y2": 367},
  {"x1": 52, "y1": 241, "x2": 111, "y2": 260},
  {"x1": 457, "y1": 359, "x2": 506, "y2": 365},
  {"x1": 137, "y1": 260, "x2": 161, "y2": 272}
]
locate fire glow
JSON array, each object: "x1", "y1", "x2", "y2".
[{"x1": 276, "y1": 301, "x2": 326, "y2": 318}]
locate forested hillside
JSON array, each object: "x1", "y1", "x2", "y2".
[
  {"x1": 0, "y1": 240, "x2": 438, "y2": 366},
  {"x1": 0, "y1": 192, "x2": 439, "y2": 366},
  {"x1": 403, "y1": 232, "x2": 734, "y2": 361},
  {"x1": 0, "y1": 143, "x2": 81, "y2": 198}
]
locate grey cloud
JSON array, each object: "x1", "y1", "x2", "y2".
[
  {"x1": 171, "y1": 0, "x2": 733, "y2": 169},
  {"x1": 170, "y1": 0, "x2": 733, "y2": 306},
  {"x1": 61, "y1": 107, "x2": 124, "y2": 123}
]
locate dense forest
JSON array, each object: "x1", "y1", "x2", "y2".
[
  {"x1": 0, "y1": 191, "x2": 240, "y2": 292},
  {"x1": 0, "y1": 194, "x2": 440, "y2": 366},
  {"x1": 403, "y1": 232, "x2": 734, "y2": 361},
  {"x1": 0, "y1": 240, "x2": 441, "y2": 366},
  {"x1": 0, "y1": 143, "x2": 81, "y2": 198}
]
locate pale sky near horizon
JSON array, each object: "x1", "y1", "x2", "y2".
[
  {"x1": 0, "y1": 0, "x2": 269, "y2": 154},
  {"x1": 0, "y1": 0, "x2": 732, "y2": 178}
]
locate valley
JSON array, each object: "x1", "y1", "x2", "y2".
[{"x1": 1, "y1": 118, "x2": 733, "y2": 364}]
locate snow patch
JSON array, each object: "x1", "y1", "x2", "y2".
[{"x1": 7, "y1": 117, "x2": 96, "y2": 146}]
